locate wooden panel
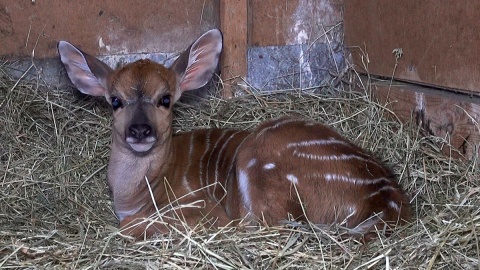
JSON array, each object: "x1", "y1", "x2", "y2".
[
  {"x1": 369, "y1": 78, "x2": 480, "y2": 159},
  {"x1": 345, "y1": 1, "x2": 480, "y2": 95},
  {"x1": 219, "y1": 0, "x2": 248, "y2": 98},
  {"x1": 0, "y1": 0, "x2": 219, "y2": 58},
  {"x1": 250, "y1": 0, "x2": 344, "y2": 46}
]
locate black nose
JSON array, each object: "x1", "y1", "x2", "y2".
[{"x1": 128, "y1": 124, "x2": 153, "y2": 139}]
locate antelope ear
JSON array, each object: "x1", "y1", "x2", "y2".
[
  {"x1": 170, "y1": 29, "x2": 222, "y2": 101},
  {"x1": 58, "y1": 41, "x2": 113, "y2": 97}
]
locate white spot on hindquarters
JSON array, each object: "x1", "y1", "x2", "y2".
[
  {"x1": 238, "y1": 169, "x2": 252, "y2": 212},
  {"x1": 286, "y1": 174, "x2": 299, "y2": 184},
  {"x1": 247, "y1": 158, "x2": 257, "y2": 168},
  {"x1": 388, "y1": 201, "x2": 400, "y2": 212},
  {"x1": 263, "y1": 163, "x2": 276, "y2": 170}
]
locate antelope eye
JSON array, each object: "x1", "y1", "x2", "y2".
[
  {"x1": 111, "y1": 97, "x2": 123, "y2": 110},
  {"x1": 158, "y1": 94, "x2": 171, "y2": 109}
]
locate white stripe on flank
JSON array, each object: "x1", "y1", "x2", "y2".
[
  {"x1": 263, "y1": 163, "x2": 276, "y2": 170},
  {"x1": 199, "y1": 129, "x2": 213, "y2": 192},
  {"x1": 364, "y1": 186, "x2": 398, "y2": 199},
  {"x1": 286, "y1": 174, "x2": 299, "y2": 184},
  {"x1": 238, "y1": 169, "x2": 252, "y2": 212},
  {"x1": 255, "y1": 118, "x2": 300, "y2": 139},
  {"x1": 225, "y1": 135, "x2": 250, "y2": 190},
  {"x1": 292, "y1": 152, "x2": 369, "y2": 162},
  {"x1": 324, "y1": 173, "x2": 389, "y2": 185},
  {"x1": 182, "y1": 176, "x2": 193, "y2": 193},
  {"x1": 182, "y1": 132, "x2": 195, "y2": 193},
  {"x1": 206, "y1": 130, "x2": 228, "y2": 197},
  {"x1": 213, "y1": 131, "x2": 244, "y2": 200},
  {"x1": 287, "y1": 138, "x2": 351, "y2": 149}
]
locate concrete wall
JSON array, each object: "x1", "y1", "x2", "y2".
[{"x1": 248, "y1": 0, "x2": 345, "y2": 91}]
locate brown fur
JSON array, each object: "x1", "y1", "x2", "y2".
[{"x1": 58, "y1": 29, "x2": 411, "y2": 241}]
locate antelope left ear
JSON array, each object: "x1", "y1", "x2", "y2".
[
  {"x1": 58, "y1": 41, "x2": 113, "y2": 97},
  {"x1": 170, "y1": 29, "x2": 223, "y2": 102}
]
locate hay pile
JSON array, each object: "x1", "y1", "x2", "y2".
[{"x1": 0, "y1": 63, "x2": 479, "y2": 269}]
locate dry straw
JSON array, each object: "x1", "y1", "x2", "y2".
[{"x1": 0, "y1": 55, "x2": 479, "y2": 269}]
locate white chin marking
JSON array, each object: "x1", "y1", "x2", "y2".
[{"x1": 129, "y1": 142, "x2": 155, "y2": 153}]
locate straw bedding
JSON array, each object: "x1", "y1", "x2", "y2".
[{"x1": 0, "y1": 63, "x2": 479, "y2": 269}]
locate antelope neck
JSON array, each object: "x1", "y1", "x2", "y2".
[{"x1": 107, "y1": 132, "x2": 174, "y2": 221}]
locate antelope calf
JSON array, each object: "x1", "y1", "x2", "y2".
[{"x1": 58, "y1": 29, "x2": 411, "y2": 240}]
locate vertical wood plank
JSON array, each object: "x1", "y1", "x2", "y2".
[{"x1": 219, "y1": 0, "x2": 248, "y2": 98}]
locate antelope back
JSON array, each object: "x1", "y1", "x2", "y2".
[{"x1": 233, "y1": 117, "x2": 411, "y2": 236}]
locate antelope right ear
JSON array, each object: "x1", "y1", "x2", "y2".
[
  {"x1": 170, "y1": 29, "x2": 223, "y2": 102},
  {"x1": 58, "y1": 41, "x2": 113, "y2": 97}
]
